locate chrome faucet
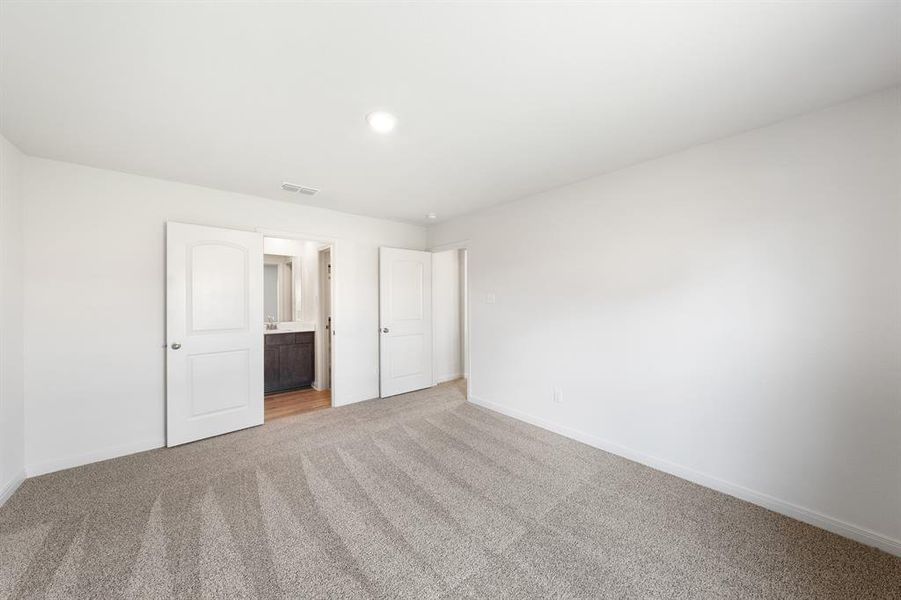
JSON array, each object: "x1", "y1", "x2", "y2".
[{"x1": 265, "y1": 315, "x2": 278, "y2": 330}]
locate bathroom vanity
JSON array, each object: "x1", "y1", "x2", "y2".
[{"x1": 264, "y1": 330, "x2": 315, "y2": 393}]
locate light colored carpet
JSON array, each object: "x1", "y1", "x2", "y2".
[{"x1": 1, "y1": 380, "x2": 898, "y2": 599}]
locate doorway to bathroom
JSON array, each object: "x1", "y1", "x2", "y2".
[{"x1": 262, "y1": 234, "x2": 335, "y2": 421}]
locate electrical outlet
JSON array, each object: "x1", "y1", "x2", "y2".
[
  {"x1": 553, "y1": 389, "x2": 563, "y2": 404},
  {"x1": 485, "y1": 293, "x2": 496, "y2": 304}
]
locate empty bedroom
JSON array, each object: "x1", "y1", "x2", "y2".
[{"x1": 0, "y1": 1, "x2": 899, "y2": 598}]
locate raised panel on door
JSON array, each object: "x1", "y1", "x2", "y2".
[
  {"x1": 388, "y1": 334, "x2": 426, "y2": 379},
  {"x1": 390, "y1": 260, "x2": 425, "y2": 321},
  {"x1": 188, "y1": 349, "x2": 250, "y2": 417},
  {"x1": 189, "y1": 243, "x2": 248, "y2": 333}
]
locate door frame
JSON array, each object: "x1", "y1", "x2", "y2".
[
  {"x1": 428, "y1": 240, "x2": 470, "y2": 400},
  {"x1": 316, "y1": 245, "x2": 332, "y2": 391},
  {"x1": 257, "y1": 228, "x2": 340, "y2": 405}
]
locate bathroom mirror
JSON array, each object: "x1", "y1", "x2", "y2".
[{"x1": 264, "y1": 254, "x2": 300, "y2": 323}]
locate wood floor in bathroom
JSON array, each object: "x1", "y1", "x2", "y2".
[{"x1": 264, "y1": 388, "x2": 331, "y2": 421}]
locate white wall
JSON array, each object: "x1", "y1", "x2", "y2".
[
  {"x1": 429, "y1": 88, "x2": 901, "y2": 554},
  {"x1": 23, "y1": 158, "x2": 426, "y2": 475},
  {"x1": 297, "y1": 240, "x2": 325, "y2": 327},
  {"x1": 433, "y1": 249, "x2": 462, "y2": 382},
  {"x1": 0, "y1": 134, "x2": 26, "y2": 505}
]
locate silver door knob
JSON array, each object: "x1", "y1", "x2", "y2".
[
  {"x1": 171, "y1": 343, "x2": 182, "y2": 350},
  {"x1": 381, "y1": 327, "x2": 389, "y2": 333}
]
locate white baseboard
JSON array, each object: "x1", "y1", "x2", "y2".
[
  {"x1": 0, "y1": 469, "x2": 26, "y2": 507},
  {"x1": 468, "y1": 395, "x2": 901, "y2": 557},
  {"x1": 25, "y1": 437, "x2": 164, "y2": 478},
  {"x1": 437, "y1": 372, "x2": 463, "y2": 384}
]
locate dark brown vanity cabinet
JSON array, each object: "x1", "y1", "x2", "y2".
[{"x1": 264, "y1": 332, "x2": 314, "y2": 393}]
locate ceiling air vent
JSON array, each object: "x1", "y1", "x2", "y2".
[{"x1": 281, "y1": 182, "x2": 319, "y2": 195}]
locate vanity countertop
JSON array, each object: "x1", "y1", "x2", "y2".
[{"x1": 264, "y1": 324, "x2": 315, "y2": 335}]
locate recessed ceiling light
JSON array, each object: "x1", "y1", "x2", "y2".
[
  {"x1": 426, "y1": 213, "x2": 438, "y2": 221},
  {"x1": 367, "y1": 111, "x2": 397, "y2": 133}
]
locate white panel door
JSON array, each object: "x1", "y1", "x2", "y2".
[
  {"x1": 166, "y1": 222, "x2": 264, "y2": 446},
  {"x1": 379, "y1": 247, "x2": 433, "y2": 397}
]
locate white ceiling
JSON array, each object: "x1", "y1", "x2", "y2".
[{"x1": 2, "y1": 2, "x2": 899, "y2": 224}]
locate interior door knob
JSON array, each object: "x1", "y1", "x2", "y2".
[
  {"x1": 171, "y1": 343, "x2": 182, "y2": 350},
  {"x1": 381, "y1": 328, "x2": 389, "y2": 333}
]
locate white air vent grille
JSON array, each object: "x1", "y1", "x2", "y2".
[{"x1": 282, "y1": 182, "x2": 319, "y2": 196}]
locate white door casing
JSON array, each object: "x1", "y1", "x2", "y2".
[
  {"x1": 166, "y1": 222, "x2": 264, "y2": 446},
  {"x1": 318, "y1": 246, "x2": 332, "y2": 390},
  {"x1": 379, "y1": 247, "x2": 433, "y2": 397}
]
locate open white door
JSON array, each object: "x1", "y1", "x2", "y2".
[
  {"x1": 379, "y1": 247, "x2": 433, "y2": 397},
  {"x1": 166, "y1": 222, "x2": 264, "y2": 446}
]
